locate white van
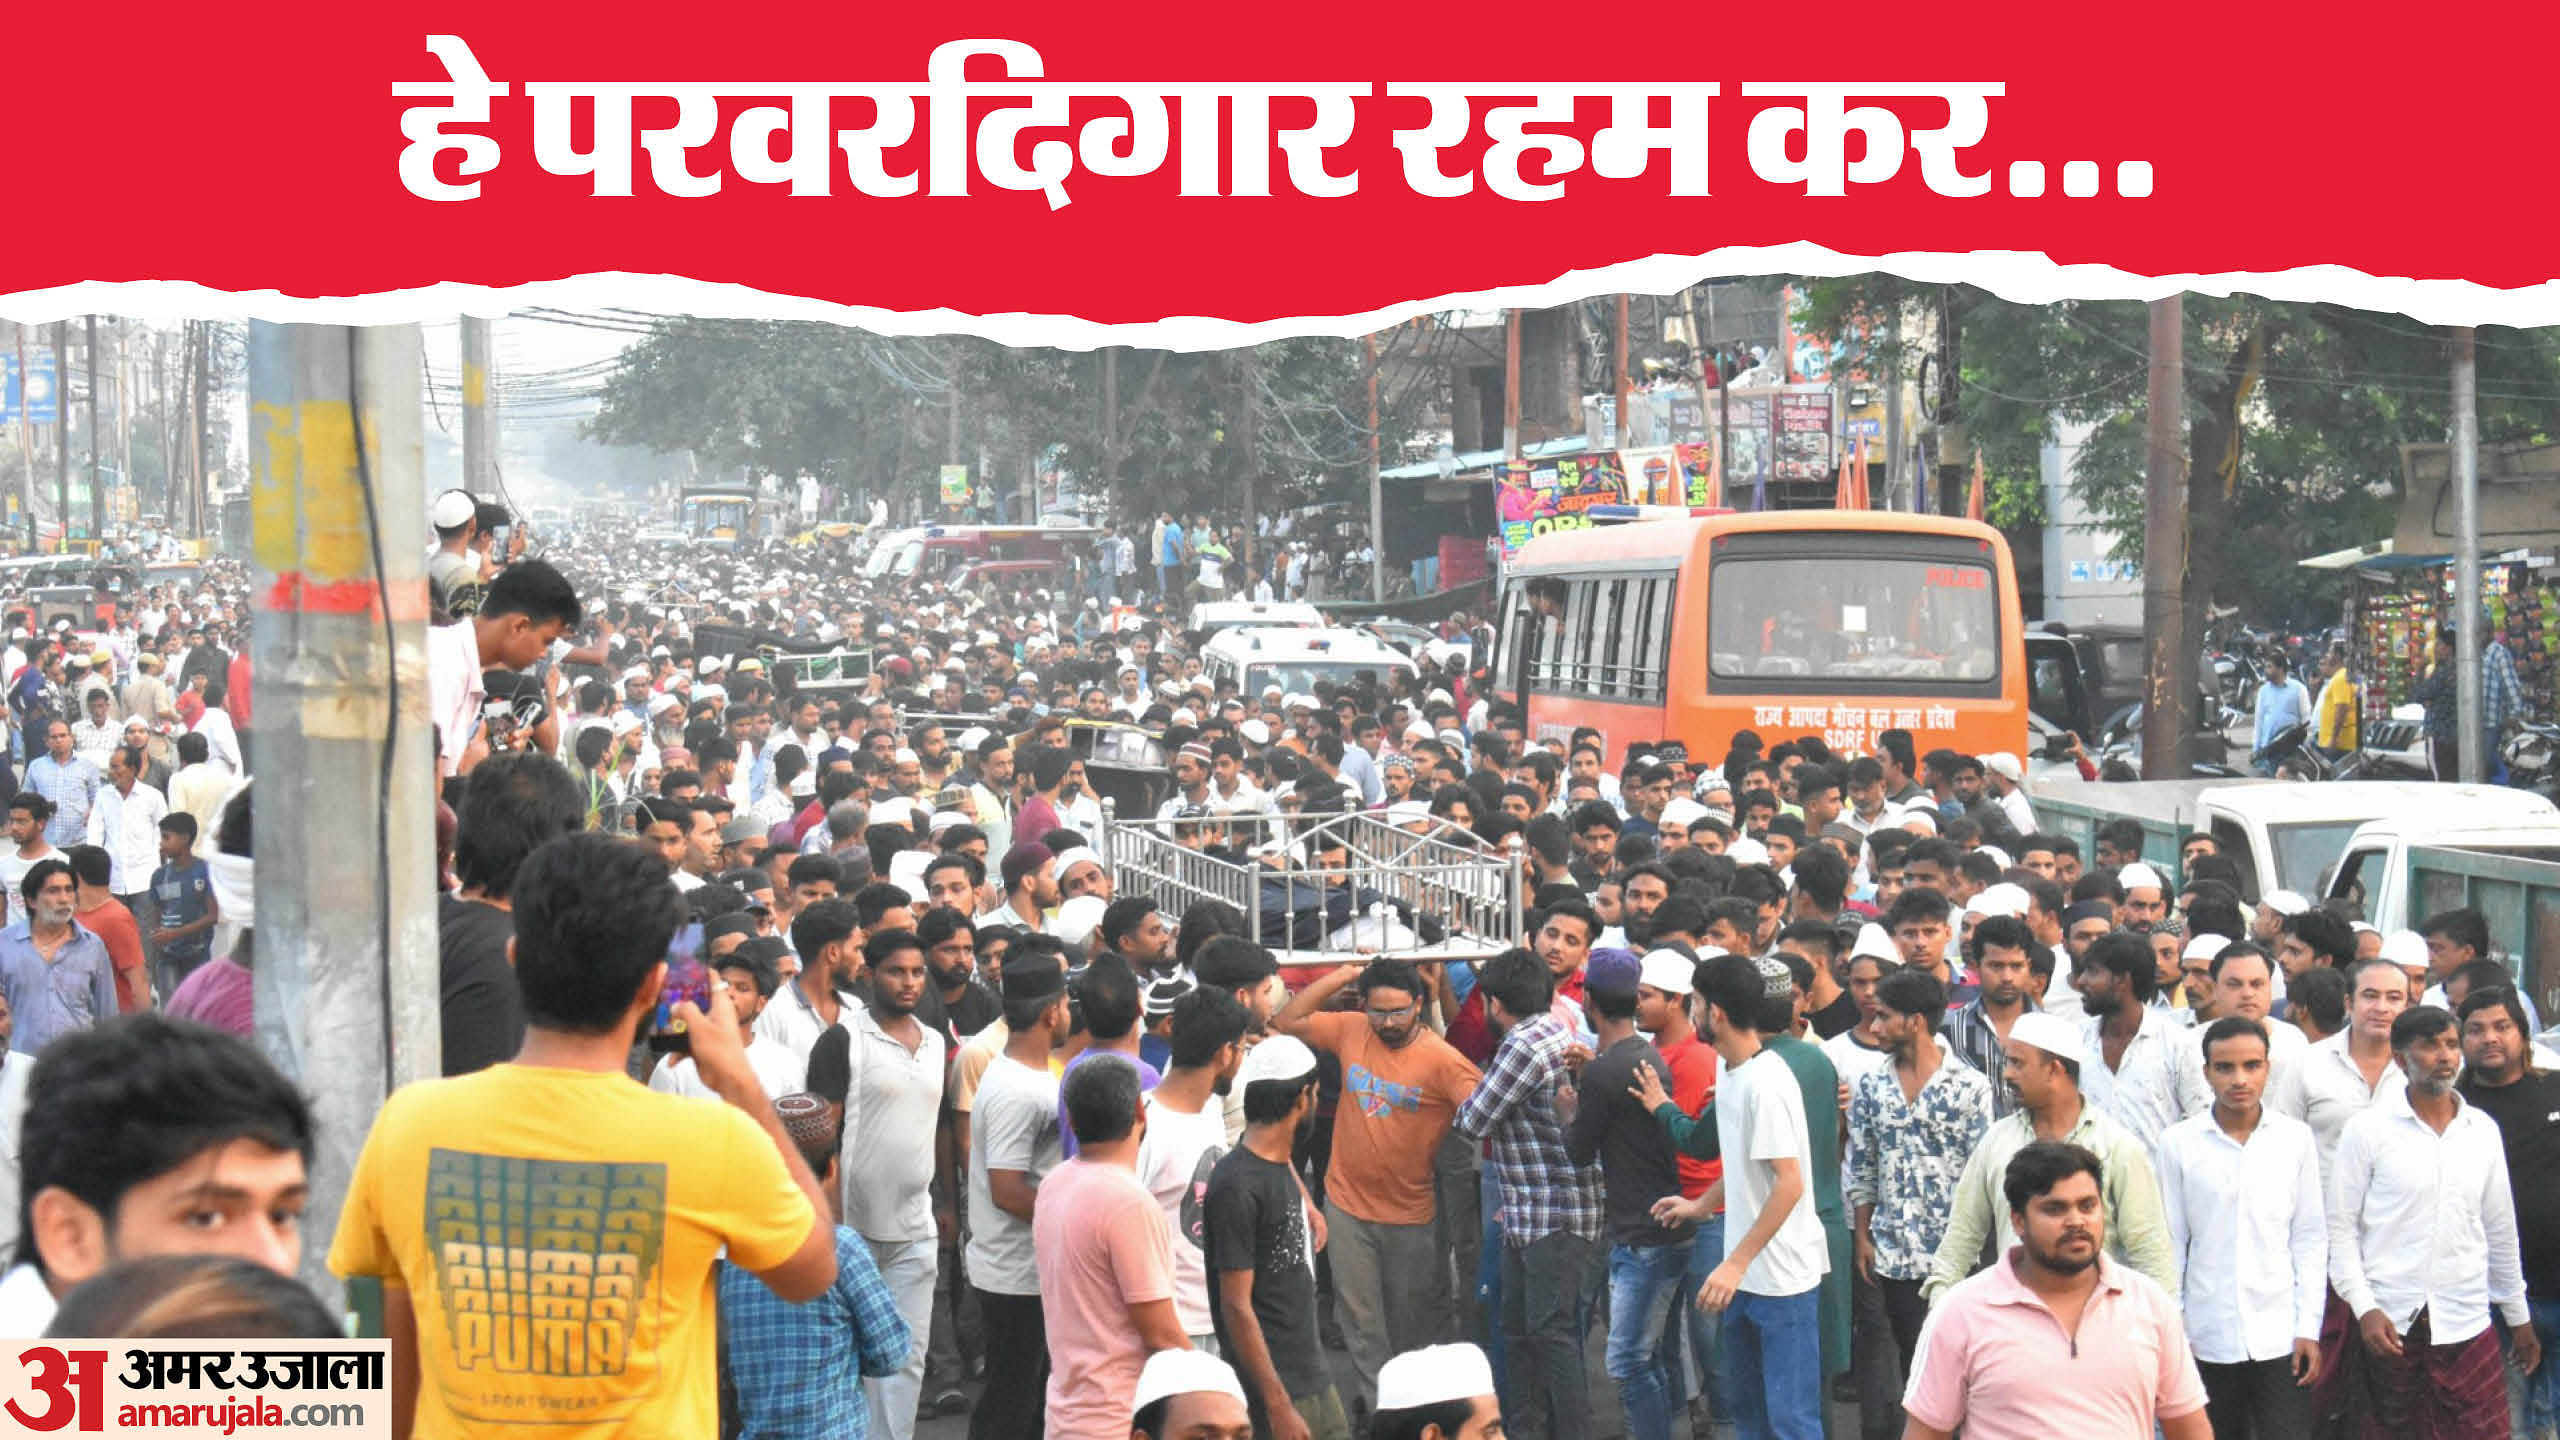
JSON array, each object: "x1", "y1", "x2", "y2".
[
  {"x1": 1201, "y1": 627, "x2": 1419, "y2": 700},
  {"x1": 1189, "y1": 600, "x2": 1324, "y2": 640}
]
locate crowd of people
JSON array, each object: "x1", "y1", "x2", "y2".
[{"x1": 0, "y1": 499, "x2": 2553, "y2": 1440}]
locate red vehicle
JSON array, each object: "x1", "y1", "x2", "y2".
[{"x1": 861, "y1": 523, "x2": 1102, "y2": 584}]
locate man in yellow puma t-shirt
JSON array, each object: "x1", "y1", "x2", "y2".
[{"x1": 331, "y1": 831, "x2": 837, "y2": 1438}]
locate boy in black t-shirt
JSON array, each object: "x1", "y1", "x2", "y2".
[{"x1": 1204, "y1": 1033, "x2": 1349, "y2": 1440}]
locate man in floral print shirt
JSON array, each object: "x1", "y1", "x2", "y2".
[{"x1": 1847, "y1": 968, "x2": 1993, "y2": 1399}]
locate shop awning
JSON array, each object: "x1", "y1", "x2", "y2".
[
  {"x1": 2300, "y1": 539, "x2": 2550, "y2": 574},
  {"x1": 1380, "y1": 436, "x2": 1595, "y2": 481},
  {"x1": 2299, "y1": 539, "x2": 2405, "y2": 570}
]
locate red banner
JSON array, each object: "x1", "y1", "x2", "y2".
[{"x1": 0, "y1": 2, "x2": 2551, "y2": 324}]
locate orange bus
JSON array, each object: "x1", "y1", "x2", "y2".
[{"x1": 1490, "y1": 511, "x2": 2028, "y2": 770}]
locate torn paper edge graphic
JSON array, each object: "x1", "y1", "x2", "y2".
[{"x1": 2, "y1": 245, "x2": 2555, "y2": 345}]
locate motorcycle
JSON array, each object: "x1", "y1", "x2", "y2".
[
  {"x1": 2507, "y1": 721, "x2": 2560, "y2": 801},
  {"x1": 2255, "y1": 721, "x2": 2324, "y2": 781},
  {"x1": 2213, "y1": 649, "x2": 2263, "y2": 717},
  {"x1": 2330, "y1": 707, "x2": 2435, "y2": 782},
  {"x1": 2095, "y1": 711, "x2": 2248, "y2": 781}
]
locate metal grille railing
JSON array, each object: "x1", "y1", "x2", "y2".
[{"x1": 1099, "y1": 804, "x2": 1526, "y2": 958}]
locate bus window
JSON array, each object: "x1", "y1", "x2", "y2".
[
  {"x1": 1493, "y1": 586, "x2": 1530, "y2": 694},
  {"x1": 1708, "y1": 548, "x2": 1998, "y2": 686},
  {"x1": 1522, "y1": 571, "x2": 1675, "y2": 703}
]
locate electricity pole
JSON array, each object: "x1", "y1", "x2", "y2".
[
  {"x1": 1614, "y1": 294, "x2": 1632, "y2": 444},
  {"x1": 2451, "y1": 327, "x2": 2482, "y2": 783},
  {"x1": 12, "y1": 323, "x2": 33, "y2": 552},
  {"x1": 2139, "y1": 296, "x2": 2190, "y2": 780},
  {"x1": 460, "y1": 315, "x2": 493, "y2": 496},
  {"x1": 1502, "y1": 309, "x2": 1523, "y2": 461},
  {"x1": 51, "y1": 322, "x2": 69, "y2": 553},
  {"x1": 191, "y1": 323, "x2": 212, "y2": 539},
  {"x1": 86, "y1": 316, "x2": 103, "y2": 544},
  {"x1": 1239, "y1": 347, "x2": 1258, "y2": 578},
  {"x1": 1367, "y1": 332, "x2": 1385, "y2": 603},
  {"x1": 246, "y1": 322, "x2": 443, "y2": 1300}
]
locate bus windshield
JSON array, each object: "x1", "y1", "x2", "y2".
[
  {"x1": 1708, "y1": 547, "x2": 1998, "y2": 684},
  {"x1": 683, "y1": 497, "x2": 752, "y2": 534}
]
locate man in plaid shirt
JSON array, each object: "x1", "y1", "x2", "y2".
[
  {"x1": 2485, "y1": 631, "x2": 2527, "y2": 781},
  {"x1": 721, "y1": 1093, "x2": 912, "y2": 1440},
  {"x1": 1454, "y1": 948, "x2": 1603, "y2": 1440}
]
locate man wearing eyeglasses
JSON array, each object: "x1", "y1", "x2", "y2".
[{"x1": 1272, "y1": 958, "x2": 1483, "y2": 1419}]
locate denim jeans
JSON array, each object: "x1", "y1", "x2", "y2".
[
  {"x1": 1607, "y1": 1241, "x2": 1692, "y2": 1440},
  {"x1": 2510, "y1": 1296, "x2": 2560, "y2": 1440},
  {"x1": 1724, "y1": 1287, "x2": 1824, "y2": 1440},
  {"x1": 1477, "y1": 1167, "x2": 1506, "y2": 1384},
  {"x1": 1658, "y1": 1217, "x2": 1729, "y2": 1421}
]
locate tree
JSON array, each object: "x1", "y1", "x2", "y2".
[
  {"x1": 587, "y1": 319, "x2": 1425, "y2": 521},
  {"x1": 1794, "y1": 281, "x2": 2560, "y2": 626}
]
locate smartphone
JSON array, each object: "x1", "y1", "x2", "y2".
[
  {"x1": 648, "y1": 923, "x2": 711, "y2": 1053},
  {"x1": 481, "y1": 698, "x2": 518, "y2": 751}
]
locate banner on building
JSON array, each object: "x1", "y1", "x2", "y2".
[
  {"x1": 1497, "y1": 454, "x2": 1631, "y2": 558},
  {"x1": 1774, "y1": 388, "x2": 1836, "y2": 485},
  {"x1": 1621, "y1": 447, "x2": 1681, "y2": 506}
]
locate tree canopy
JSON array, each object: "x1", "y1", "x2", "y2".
[
  {"x1": 1792, "y1": 281, "x2": 2560, "y2": 625},
  {"x1": 587, "y1": 320, "x2": 1420, "y2": 519}
]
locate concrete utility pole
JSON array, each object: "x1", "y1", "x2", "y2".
[
  {"x1": 12, "y1": 323, "x2": 34, "y2": 552},
  {"x1": 1367, "y1": 332, "x2": 1384, "y2": 603},
  {"x1": 246, "y1": 322, "x2": 442, "y2": 1300},
  {"x1": 2451, "y1": 326, "x2": 2483, "y2": 783},
  {"x1": 459, "y1": 315, "x2": 493, "y2": 496},
  {"x1": 1239, "y1": 347, "x2": 1258, "y2": 577},
  {"x1": 51, "y1": 322, "x2": 69, "y2": 553},
  {"x1": 2139, "y1": 296, "x2": 2190, "y2": 780},
  {"x1": 1884, "y1": 329, "x2": 1906, "y2": 512},
  {"x1": 1614, "y1": 294, "x2": 1632, "y2": 443},
  {"x1": 115, "y1": 321, "x2": 131, "y2": 526},
  {"x1": 85, "y1": 316, "x2": 103, "y2": 543},
  {"x1": 1502, "y1": 309, "x2": 1523, "y2": 460},
  {"x1": 1100, "y1": 348, "x2": 1119, "y2": 499}
]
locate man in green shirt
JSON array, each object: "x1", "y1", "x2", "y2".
[
  {"x1": 1923, "y1": 1009, "x2": 2178, "y2": 1306},
  {"x1": 1763, "y1": 964, "x2": 1853, "y2": 1425}
]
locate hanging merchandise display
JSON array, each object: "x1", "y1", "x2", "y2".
[{"x1": 2350, "y1": 555, "x2": 2559, "y2": 723}]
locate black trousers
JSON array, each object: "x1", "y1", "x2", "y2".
[
  {"x1": 968, "y1": 1288, "x2": 1048, "y2": 1440},
  {"x1": 2200, "y1": 1357, "x2": 2310, "y2": 1440},
  {"x1": 1851, "y1": 1270, "x2": 1901, "y2": 1440},
  {"x1": 1877, "y1": 1276, "x2": 1931, "y2": 1383}
]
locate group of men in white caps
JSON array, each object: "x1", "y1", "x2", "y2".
[{"x1": 1134, "y1": 1343, "x2": 1499, "y2": 1440}]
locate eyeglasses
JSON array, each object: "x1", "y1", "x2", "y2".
[{"x1": 1365, "y1": 1003, "x2": 1418, "y2": 1020}]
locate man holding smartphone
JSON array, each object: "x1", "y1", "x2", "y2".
[
  {"x1": 428, "y1": 560, "x2": 581, "y2": 780},
  {"x1": 333, "y1": 832, "x2": 838, "y2": 1437}
]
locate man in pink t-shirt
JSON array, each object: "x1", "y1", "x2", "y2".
[
  {"x1": 1903, "y1": 1139, "x2": 2210, "y2": 1440},
  {"x1": 1033, "y1": 1052, "x2": 1189, "y2": 1440}
]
